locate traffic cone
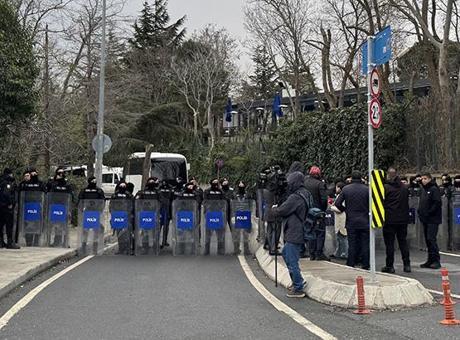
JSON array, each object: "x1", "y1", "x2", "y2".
[
  {"x1": 440, "y1": 268, "x2": 456, "y2": 305},
  {"x1": 353, "y1": 276, "x2": 370, "y2": 315},
  {"x1": 440, "y1": 281, "x2": 460, "y2": 325}
]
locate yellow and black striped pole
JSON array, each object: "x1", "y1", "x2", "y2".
[{"x1": 371, "y1": 170, "x2": 385, "y2": 228}]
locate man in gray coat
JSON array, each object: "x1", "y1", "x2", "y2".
[{"x1": 270, "y1": 171, "x2": 313, "y2": 298}]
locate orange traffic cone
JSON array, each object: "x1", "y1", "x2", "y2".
[
  {"x1": 440, "y1": 281, "x2": 460, "y2": 326},
  {"x1": 440, "y1": 268, "x2": 456, "y2": 305},
  {"x1": 353, "y1": 276, "x2": 370, "y2": 315}
]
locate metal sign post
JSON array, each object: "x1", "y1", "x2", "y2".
[
  {"x1": 95, "y1": 0, "x2": 107, "y2": 187},
  {"x1": 367, "y1": 35, "x2": 376, "y2": 279}
]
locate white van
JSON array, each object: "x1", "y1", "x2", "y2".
[
  {"x1": 101, "y1": 166, "x2": 124, "y2": 197},
  {"x1": 61, "y1": 165, "x2": 123, "y2": 197},
  {"x1": 124, "y1": 152, "x2": 189, "y2": 195}
]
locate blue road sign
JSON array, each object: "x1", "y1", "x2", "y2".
[{"x1": 361, "y1": 26, "x2": 392, "y2": 74}]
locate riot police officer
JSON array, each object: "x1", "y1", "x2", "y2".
[
  {"x1": 47, "y1": 167, "x2": 73, "y2": 247},
  {"x1": 231, "y1": 181, "x2": 251, "y2": 255},
  {"x1": 0, "y1": 168, "x2": 19, "y2": 249},
  {"x1": 78, "y1": 176, "x2": 105, "y2": 200},
  {"x1": 135, "y1": 177, "x2": 161, "y2": 254},
  {"x1": 110, "y1": 181, "x2": 133, "y2": 255},
  {"x1": 18, "y1": 168, "x2": 46, "y2": 246},
  {"x1": 173, "y1": 181, "x2": 200, "y2": 255},
  {"x1": 78, "y1": 176, "x2": 105, "y2": 255},
  {"x1": 203, "y1": 178, "x2": 227, "y2": 255},
  {"x1": 159, "y1": 179, "x2": 174, "y2": 248}
]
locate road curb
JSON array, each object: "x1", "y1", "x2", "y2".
[
  {"x1": 255, "y1": 246, "x2": 434, "y2": 310},
  {"x1": 0, "y1": 249, "x2": 77, "y2": 300}
]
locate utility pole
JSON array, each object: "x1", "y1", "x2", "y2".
[
  {"x1": 367, "y1": 35, "x2": 376, "y2": 278},
  {"x1": 94, "y1": 0, "x2": 107, "y2": 187}
]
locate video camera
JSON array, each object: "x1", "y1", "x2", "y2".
[{"x1": 258, "y1": 165, "x2": 287, "y2": 196}]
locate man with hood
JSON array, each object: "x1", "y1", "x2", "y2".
[
  {"x1": 287, "y1": 161, "x2": 305, "y2": 175},
  {"x1": 382, "y1": 168, "x2": 411, "y2": 273},
  {"x1": 418, "y1": 173, "x2": 442, "y2": 269},
  {"x1": 270, "y1": 171, "x2": 313, "y2": 298}
]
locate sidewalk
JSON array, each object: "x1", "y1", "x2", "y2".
[
  {"x1": 255, "y1": 246, "x2": 434, "y2": 310},
  {"x1": 0, "y1": 228, "x2": 80, "y2": 300}
]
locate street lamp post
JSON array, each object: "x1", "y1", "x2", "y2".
[{"x1": 94, "y1": 0, "x2": 107, "y2": 186}]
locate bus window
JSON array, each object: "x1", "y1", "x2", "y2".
[
  {"x1": 126, "y1": 158, "x2": 143, "y2": 175},
  {"x1": 151, "y1": 159, "x2": 187, "y2": 183},
  {"x1": 102, "y1": 173, "x2": 113, "y2": 184}
]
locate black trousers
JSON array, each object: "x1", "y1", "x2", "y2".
[
  {"x1": 0, "y1": 207, "x2": 14, "y2": 245},
  {"x1": 423, "y1": 223, "x2": 440, "y2": 264},
  {"x1": 308, "y1": 219, "x2": 326, "y2": 257},
  {"x1": 347, "y1": 228, "x2": 370, "y2": 269},
  {"x1": 265, "y1": 221, "x2": 281, "y2": 253},
  {"x1": 383, "y1": 223, "x2": 410, "y2": 267}
]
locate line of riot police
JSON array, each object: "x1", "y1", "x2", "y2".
[
  {"x1": 80, "y1": 175, "x2": 255, "y2": 256},
  {"x1": 0, "y1": 167, "x2": 74, "y2": 249}
]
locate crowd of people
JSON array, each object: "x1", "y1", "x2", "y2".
[{"x1": 262, "y1": 162, "x2": 460, "y2": 298}]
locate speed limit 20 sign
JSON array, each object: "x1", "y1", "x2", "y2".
[
  {"x1": 369, "y1": 98, "x2": 382, "y2": 129},
  {"x1": 369, "y1": 68, "x2": 382, "y2": 129}
]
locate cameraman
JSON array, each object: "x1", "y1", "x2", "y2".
[
  {"x1": 269, "y1": 171, "x2": 311, "y2": 298},
  {"x1": 265, "y1": 166, "x2": 287, "y2": 255}
]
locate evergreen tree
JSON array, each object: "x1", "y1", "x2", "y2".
[
  {"x1": 0, "y1": 0, "x2": 38, "y2": 122},
  {"x1": 249, "y1": 45, "x2": 278, "y2": 100},
  {"x1": 129, "y1": 0, "x2": 186, "y2": 50}
]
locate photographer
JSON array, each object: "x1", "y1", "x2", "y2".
[{"x1": 269, "y1": 171, "x2": 312, "y2": 298}]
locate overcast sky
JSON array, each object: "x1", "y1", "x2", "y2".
[{"x1": 123, "y1": 0, "x2": 251, "y2": 70}]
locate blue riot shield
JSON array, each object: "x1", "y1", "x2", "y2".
[
  {"x1": 201, "y1": 199, "x2": 230, "y2": 255},
  {"x1": 230, "y1": 199, "x2": 255, "y2": 255},
  {"x1": 78, "y1": 199, "x2": 105, "y2": 255},
  {"x1": 171, "y1": 198, "x2": 199, "y2": 256},
  {"x1": 109, "y1": 198, "x2": 134, "y2": 255},
  {"x1": 134, "y1": 198, "x2": 161, "y2": 255},
  {"x1": 18, "y1": 191, "x2": 46, "y2": 247},
  {"x1": 45, "y1": 192, "x2": 72, "y2": 248}
]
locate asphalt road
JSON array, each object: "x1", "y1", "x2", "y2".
[{"x1": 0, "y1": 249, "x2": 459, "y2": 340}]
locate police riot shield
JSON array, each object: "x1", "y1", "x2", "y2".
[
  {"x1": 452, "y1": 192, "x2": 460, "y2": 250},
  {"x1": 45, "y1": 192, "x2": 72, "y2": 248},
  {"x1": 256, "y1": 188, "x2": 266, "y2": 243},
  {"x1": 18, "y1": 191, "x2": 46, "y2": 247},
  {"x1": 407, "y1": 195, "x2": 418, "y2": 250},
  {"x1": 134, "y1": 198, "x2": 161, "y2": 255},
  {"x1": 78, "y1": 199, "x2": 105, "y2": 255},
  {"x1": 171, "y1": 198, "x2": 199, "y2": 256},
  {"x1": 440, "y1": 196, "x2": 451, "y2": 251},
  {"x1": 109, "y1": 199, "x2": 134, "y2": 255},
  {"x1": 201, "y1": 199, "x2": 229, "y2": 255},
  {"x1": 230, "y1": 199, "x2": 255, "y2": 255}
]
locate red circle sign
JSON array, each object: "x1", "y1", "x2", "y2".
[
  {"x1": 369, "y1": 98, "x2": 382, "y2": 129},
  {"x1": 370, "y1": 69, "x2": 381, "y2": 97}
]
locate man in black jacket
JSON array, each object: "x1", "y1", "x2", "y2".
[
  {"x1": 0, "y1": 168, "x2": 19, "y2": 249},
  {"x1": 304, "y1": 166, "x2": 329, "y2": 261},
  {"x1": 334, "y1": 171, "x2": 370, "y2": 269},
  {"x1": 382, "y1": 168, "x2": 411, "y2": 273},
  {"x1": 271, "y1": 171, "x2": 312, "y2": 298},
  {"x1": 418, "y1": 173, "x2": 442, "y2": 269}
]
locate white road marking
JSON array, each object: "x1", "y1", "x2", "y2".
[
  {"x1": 427, "y1": 289, "x2": 460, "y2": 300},
  {"x1": 440, "y1": 251, "x2": 460, "y2": 258},
  {"x1": 238, "y1": 255, "x2": 337, "y2": 340},
  {"x1": 0, "y1": 242, "x2": 117, "y2": 331}
]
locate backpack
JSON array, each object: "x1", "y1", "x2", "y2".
[{"x1": 295, "y1": 191, "x2": 325, "y2": 241}]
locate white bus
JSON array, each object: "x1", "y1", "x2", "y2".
[{"x1": 124, "y1": 152, "x2": 189, "y2": 194}]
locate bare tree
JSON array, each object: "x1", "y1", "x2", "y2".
[
  {"x1": 172, "y1": 26, "x2": 237, "y2": 149},
  {"x1": 245, "y1": 0, "x2": 320, "y2": 115}
]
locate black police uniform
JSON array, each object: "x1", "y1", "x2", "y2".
[{"x1": 0, "y1": 174, "x2": 18, "y2": 248}]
